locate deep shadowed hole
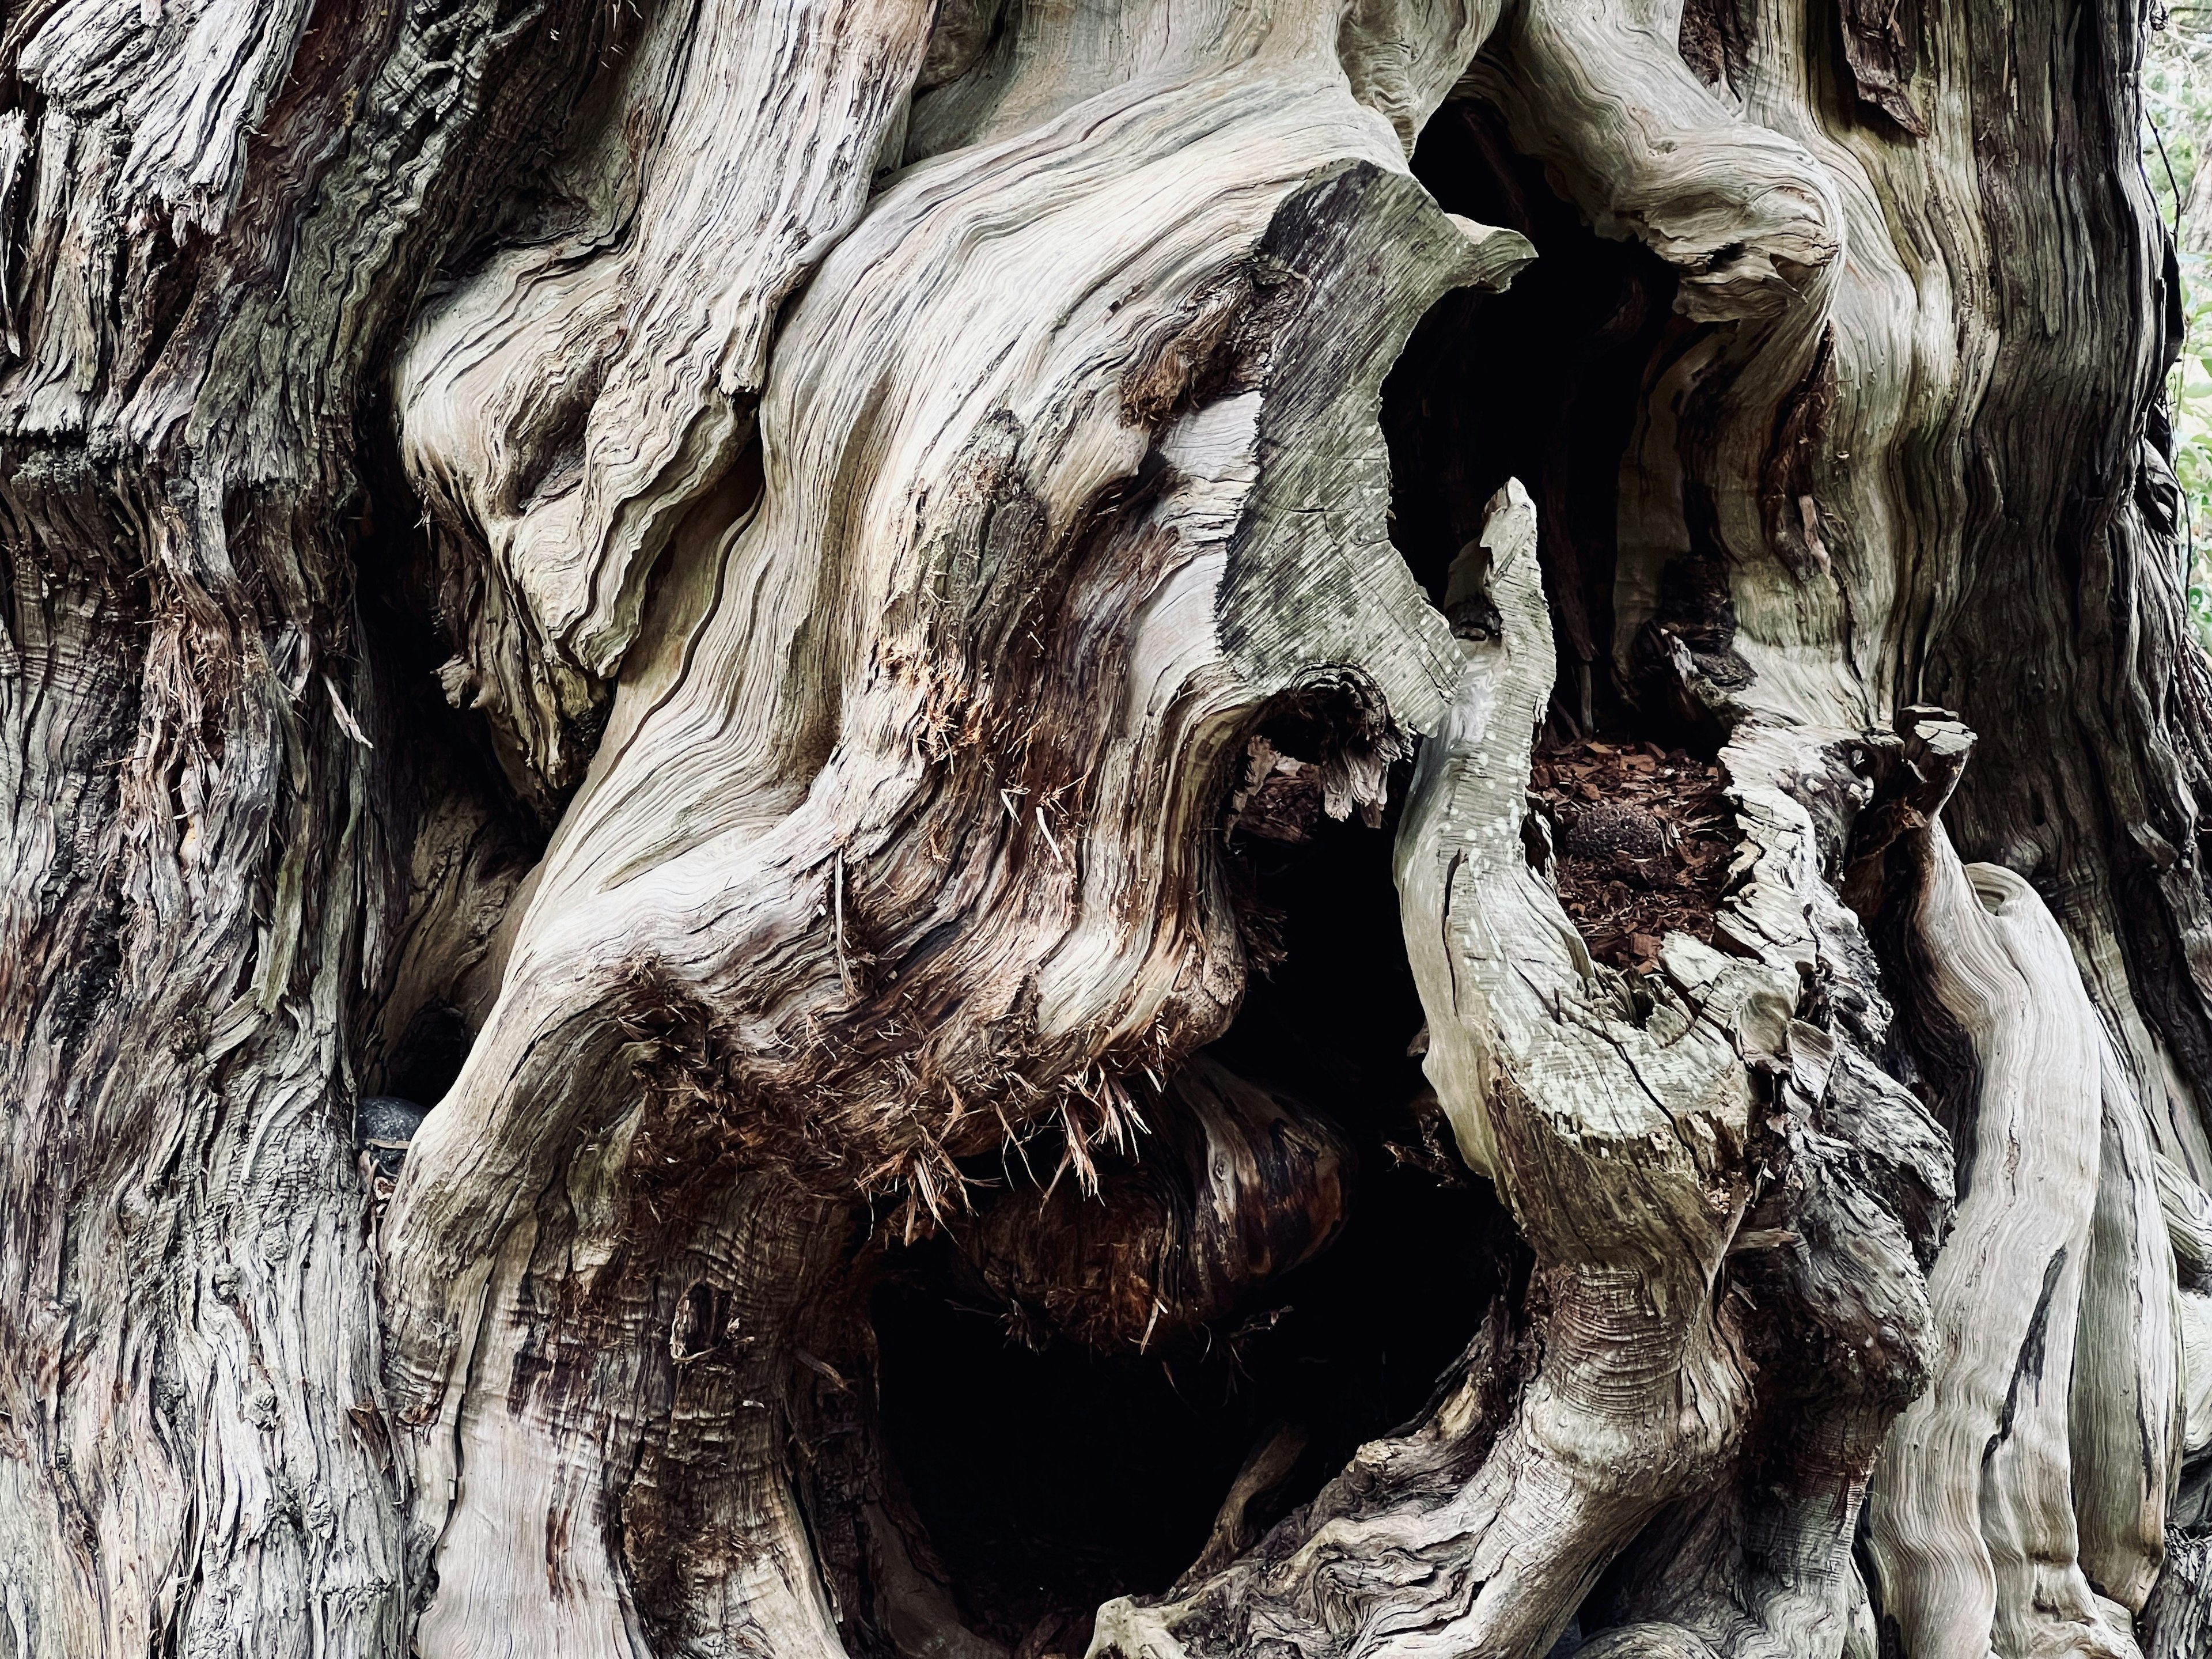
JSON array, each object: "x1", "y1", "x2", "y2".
[
  {"x1": 348, "y1": 402, "x2": 548, "y2": 1120},
  {"x1": 876, "y1": 777, "x2": 1517, "y2": 1648},
  {"x1": 873, "y1": 101, "x2": 1680, "y2": 1641},
  {"x1": 1386, "y1": 99, "x2": 1685, "y2": 746},
  {"x1": 381, "y1": 1001, "x2": 474, "y2": 1104},
  {"x1": 1382, "y1": 101, "x2": 1744, "y2": 992}
]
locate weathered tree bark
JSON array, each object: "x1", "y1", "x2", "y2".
[{"x1": 7, "y1": 0, "x2": 2212, "y2": 1656}]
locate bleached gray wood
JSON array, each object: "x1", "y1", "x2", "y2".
[{"x1": 4, "y1": 0, "x2": 2211, "y2": 1654}]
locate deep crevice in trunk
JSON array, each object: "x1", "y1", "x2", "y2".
[
  {"x1": 876, "y1": 779, "x2": 1521, "y2": 1649},
  {"x1": 1385, "y1": 97, "x2": 1678, "y2": 743}
]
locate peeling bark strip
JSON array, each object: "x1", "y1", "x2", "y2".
[
  {"x1": 956, "y1": 1053, "x2": 1351, "y2": 1351},
  {"x1": 7, "y1": 0, "x2": 2212, "y2": 1656},
  {"x1": 1837, "y1": 0, "x2": 1929, "y2": 138}
]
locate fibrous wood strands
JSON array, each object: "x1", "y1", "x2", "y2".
[{"x1": 5, "y1": 0, "x2": 2212, "y2": 1656}]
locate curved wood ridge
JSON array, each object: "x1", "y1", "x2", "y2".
[{"x1": 5, "y1": 0, "x2": 2212, "y2": 1654}]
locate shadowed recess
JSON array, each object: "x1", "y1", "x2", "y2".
[{"x1": 877, "y1": 782, "x2": 1521, "y2": 1649}]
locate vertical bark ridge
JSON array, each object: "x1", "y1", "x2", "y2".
[
  {"x1": 394, "y1": 0, "x2": 934, "y2": 800},
  {"x1": 1921, "y1": 0, "x2": 2212, "y2": 1193},
  {"x1": 2071, "y1": 1036, "x2": 2182, "y2": 1619},
  {"x1": 1866, "y1": 837, "x2": 2145, "y2": 1659},
  {"x1": 0, "y1": 1, "x2": 622, "y2": 1650}
]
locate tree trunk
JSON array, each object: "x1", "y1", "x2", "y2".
[{"x1": 6, "y1": 0, "x2": 2212, "y2": 1656}]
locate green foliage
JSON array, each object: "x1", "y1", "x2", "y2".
[{"x1": 2145, "y1": 9, "x2": 2212, "y2": 647}]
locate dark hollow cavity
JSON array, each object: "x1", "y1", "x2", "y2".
[
  {"x1": 1385, "y1": 97, "x2": 1687, "y2": 748},
  {"x1": 1384, "y1": 102, "x2": 1750, "y2": 983},
  {"x1": 873, "y1": 778, "x2": 1521, "y2": 1650}
]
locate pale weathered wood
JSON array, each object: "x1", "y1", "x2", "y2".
[
  {"x1": 6, "y1": 0, "x2": 2212, "y2": 1654},
  {"x1": 1866, "y1": 840, "x2": 2142, "y2": 1659}
]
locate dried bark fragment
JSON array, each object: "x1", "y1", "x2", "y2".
[
  {"x1": 1529, "y1": 737, "x2": 1735, "y2": 972},
  {"x1": 1836, "y1": 0, "x2": 1929, "y2": 138}
]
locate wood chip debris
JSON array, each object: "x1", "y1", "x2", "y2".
[{"x1": 1528, "y1": 738, "x2": 1736, "y2": 975}]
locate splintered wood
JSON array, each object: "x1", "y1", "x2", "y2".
[{"x1": 1528, "y1": 738, "x2": 1735, "y2": 974}]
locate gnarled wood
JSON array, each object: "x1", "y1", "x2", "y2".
[{"x1": 7, "y1": 0, "x2": 2212, "y2": 1654}]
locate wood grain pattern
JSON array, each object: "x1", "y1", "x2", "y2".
[{"x1": 4, "y1": 0, "x2": 2212, "y2": 1654}]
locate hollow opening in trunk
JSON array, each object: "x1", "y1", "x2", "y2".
[
  {"x1": 1387, "y1": 101, "x2": 1745, "y2": 978},
  {"x1": 874, "y1": 777, "x2": 1520, "y2": 1651},
  {"x1": 1386, "y1": 97, "x2": 1685, "y2": 748}
]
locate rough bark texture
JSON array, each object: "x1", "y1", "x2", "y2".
[{"x1": 6, "y1": 0, "x2": 2212, "y2": 1657}]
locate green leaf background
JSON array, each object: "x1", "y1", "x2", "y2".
[{"x1": 2147, "y1": 6, "x2": 2212, "y2": 649}]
